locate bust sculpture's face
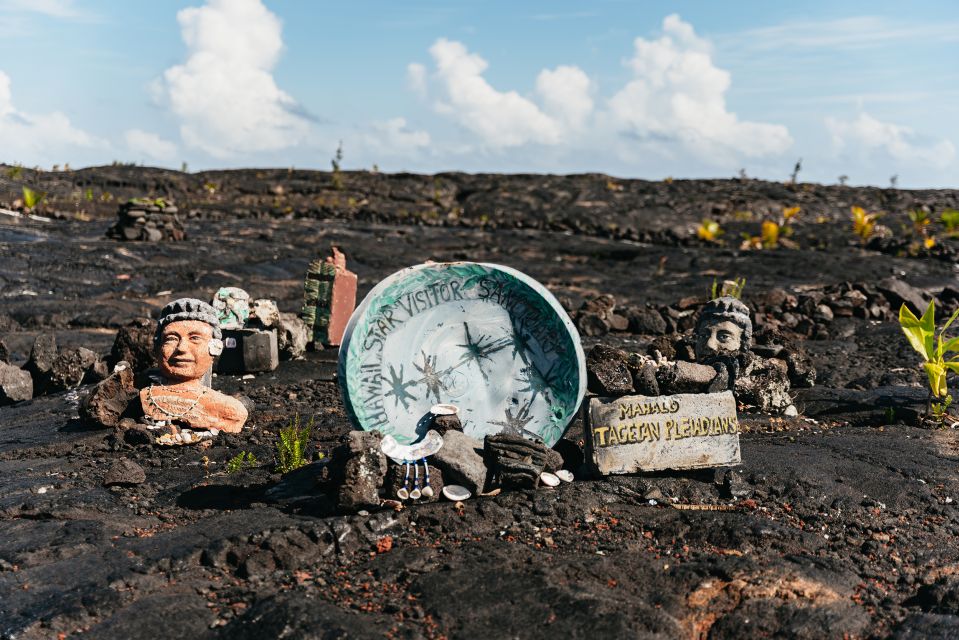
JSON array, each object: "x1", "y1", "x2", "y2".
[
  {"x1": 695, "y1": 319, "x2": 744, "y2": 360},
  {"x1": 157, "y1": 320, "x2": 215, "y2": 382}
]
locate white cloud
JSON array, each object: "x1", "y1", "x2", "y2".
[
  {"x1": 726, "y1": 16, "x2": 959, "y2": 52},
  {"x1": 407, "y1": 62, "x2": 427, "y2": 97},
  {"x1": 535, "y1": 65, "x2": 593, "y2": 129},
  {"x1": 411, "y1": 17, "x2": 787, "y2": 163},
  {"x1": 0, "y1": 0, "x2": 82, "y2": 19},
  {"x1": 826, "y1": 112, "x2": 955, "y2": 169},
  {"x1": 423, "y1": 38, "x2": 591, "y2": 148},
  {"x1": 157, "y1": 0, "x2": 310, "y2": 158},
  {"x1": 363, "y1": 117, "x2": 430, "y2": 156},
  {"x1": 607, "y1": 14, "x2": 792, "y2": 160},
  {"x1": 0, "y1": 70, "x2": 104, "y2": 165},
  {"x1": 124, "y1": 129, "x2": 178, "y2": 163}
]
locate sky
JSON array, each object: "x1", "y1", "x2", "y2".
[{"x1": 0, "y1": 0, "x2": 956, "y2": 187}]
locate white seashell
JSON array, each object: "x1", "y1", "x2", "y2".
[
  {"x1": 555, "y1": 470, "x2": 574, "y2": 483},
  {"x1": 442, "y1": 484, "x2": 471, "y2": 501},
  {"x1": 421, "y1": 486, "x2": 434, "y2": 498},
  {"x1": 430, "y1": 403, "x2": 459, "y2": 416},
  {"x1": 539, "y1": 472, "x2": 560, "y2": 487},
  {"x1": 396, "y1": 487, "x2": 410, "y2": 500},
  {"x1": 410, "y1": 488, "x2": 422, "y2": 500},
  {"x1": 380, "y1": 430, "x2": 445, "y2": 464}
]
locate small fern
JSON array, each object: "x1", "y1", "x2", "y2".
[
  {"x1": 226, "y1": 451, "x2": 258, "y2": 473},
  {"x1": 276, "y1": 415, "x2": 314, "y2": 473}
]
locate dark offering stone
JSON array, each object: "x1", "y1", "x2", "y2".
[
  {"x1": 586, "y1": 344, "x2": 634, "y2": 396},
  {"x1": 24, "y1": 333, "x2": 57, "y2": 393},
  {"x1": 109, "y1": 318, "x2": 158, "y2": 372},
  {"x1": 0, "y1": 361, "x2": 33, "y2": 405},
  {"x1": 878, "y1": 277, "x2": 929, "y2": 316},
  {"x1": 626, "y1": 307, "x2": 668, "y2": 335},
  {"x1": 431, "y1": 430, "x2": 487, "y2": 494},
  {"x1": 431, "y1": 412, "x2": 463, "y2": 435},
  {"x1": 102, "y1": 459, "x2": 146, "y2": 486},
  {"x1": 47, "y1": 347, "x2": 100, "y2": 392},
  {"x1": 330, "y1": 431, "x2": 387, "y2": 512},
  {"x1": 81, "y1": 365, "x2": 138, "y2": 428}
]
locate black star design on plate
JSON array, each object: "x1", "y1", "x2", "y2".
[
  {"x1": 456, "y1": 322, "x2": 509, "y2": 382},
  {"x1": 490, "y1": 401, "x2": 535, "y2": 435},
  {"x1": 384, "y1": 363, "x2": 417, "y2": 409},
  {"x1": 413, "y1": 350, "x2": 449, "y2": 403}
]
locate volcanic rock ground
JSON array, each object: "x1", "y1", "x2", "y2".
[{"x1": 2, "y1": 167, "x2": 959, "y2": 639}]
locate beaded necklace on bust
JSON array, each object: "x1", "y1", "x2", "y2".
[{"x1": 146, "y1": 384, "x2": 208, "y2": 420}]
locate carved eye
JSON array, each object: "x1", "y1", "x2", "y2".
[
  {"x1": 717, "y1": 331, "x2": 733, "y2": 342},
  {"x1": 163, "y1": 335, "x2": 178, "y2": 344}
]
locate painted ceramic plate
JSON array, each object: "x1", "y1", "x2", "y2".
[{"x1": 339, "y1": 262, "x2": 586, "y2": 447}]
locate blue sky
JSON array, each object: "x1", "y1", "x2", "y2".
[{"x1": 0, "y1": 0, "x2": 956, "y2": 187}]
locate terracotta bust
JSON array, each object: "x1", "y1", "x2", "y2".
[{"x1": 139, "y1": 298, "x2": 248, "y2": 433}]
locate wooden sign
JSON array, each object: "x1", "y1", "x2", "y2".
[
  {"x1": 586, "y1": 391, "x2": 741, "y2": 473},
  {"x1": 339, "y1": 262, "x2": 586, "y2": 447}
]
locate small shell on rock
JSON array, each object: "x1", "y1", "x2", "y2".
[
  {"x1": 430, "y1": 403, "x2": 459, "y2": 416},
  {"x1": 410, "y1": 488, "x2": 422, "y2": 500},
  {"x1": 442, "y1": 484, "x2": 471, "y2": 501},
  {"x1": 396, "y1": 487, "x2": 410, "y2": 500},
  {"x1": 422, "y1": 485, "x2": 434, "y2": 498},
  {"x1": 555, "y1": 470, "x2": 574, "y2": 483},
  {"x1": 539, "y1": 472, "x2": 560, "y2": 488}
]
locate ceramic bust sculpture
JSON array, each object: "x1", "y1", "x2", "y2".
[{"x1": 139, "y1": 298, "x2": 248, "y2": 433}]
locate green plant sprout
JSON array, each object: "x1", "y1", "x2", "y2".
[
  {"x1": 276, "y1": 414, "x2": 314, "y2": 473},
  {"x1": 941, "y1": 209, "x2": 959, "y2": 237},
  {"x1": 696, "y1": 219, "x2": 723, "y2": 242},
  {"x1": 710, "y1": 277, "x2": 746, "y2": 300},
  {"x1": 331, "y1": 141, "x2": 344, "y2": 190},
  {"x1": 851, "y1": 206, "x2": 879, "y2": 242},
  {"x1": 227, "y1": 451, "x2": 258, "y2": 473},
  {"x1": 908, "y1": 209, "x2": 936, "y2": 249},
  {"x1": 22, "y1": 186, "x2": 44, "y2": 210},
  {"x1": 899, "y1": 300, "x2": 959, "y2": 424}
]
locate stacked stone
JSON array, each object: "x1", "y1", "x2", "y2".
[
  {"x1": 106, "y1": 199, "x2": 185, "y2": 242},
  {"x1": 301, "y1": 258, "x2": 336, "y2": 345}
]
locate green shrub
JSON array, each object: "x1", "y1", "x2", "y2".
[
  {"x1": 899, "y1": 300, "x2": 959, "y2": 422},
  {"x1": 276, "y1": 415, "x2": 314, "y2": 473}
]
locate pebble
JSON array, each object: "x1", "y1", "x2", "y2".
[
  {"x1": 555, "y1": 470, "x2": 574, "y2": 482},
  {"x1": 430, "y1": 403, "x2": 459, "y2": 416},
  {"x1": 442, "y1": 485, "x2": 471, "y2": 501},
  {"x1": 539, "y1": 472, "x2": 560, "y2": 487}
]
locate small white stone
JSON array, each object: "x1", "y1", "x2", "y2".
[
  {"x1": 555, "y1": 470, "x2": 574, "y2": 483},
  {"x1": 539, "y1": 472, "x2": 560, "y2": 487},
  {"x1": 430, "y1": 403, "x2": 459, "y2": 416},
  {"x1": 442, "y1": 484, "x2": 471, "y2": 501}
]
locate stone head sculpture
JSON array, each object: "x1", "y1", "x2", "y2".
[
  {"x1": 143, "y1": 297, "x2": 247, "y2": 434},
  {"x1": 694, "y1": 296, "x2": 752, "y2": 362},
  {"x1": 154, "y1": 298, "x2": 223, "y2": 382}
]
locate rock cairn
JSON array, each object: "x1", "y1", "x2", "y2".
[{"x1": 106, "y1": 198, "x2": 185, "y2": 242}]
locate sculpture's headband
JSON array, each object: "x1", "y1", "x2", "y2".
[
  {"x1": 154, "y1": 297, "x2": 222, "y2": 347},
  {"x1": 695, "y1": 296, "x2": 753, "y2": 347}
]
